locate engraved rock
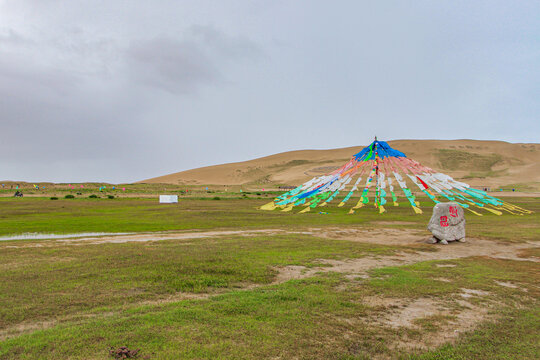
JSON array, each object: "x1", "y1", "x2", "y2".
[{"x1": 427, "y1": 203, "x2": 465, "y2": 243}]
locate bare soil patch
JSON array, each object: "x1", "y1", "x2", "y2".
[
  {"x1": 460, "y1": 288, "x2": 490, "y2": 298},
  {"x1": 273, "y1": 232, "x2": 539, "y2": 284},
  {"x1": 494, "y1": 281, "x2": 519, "y2": 289},
  {"x1": 309, "y1": 226, "x2": 427, "y2": 246},
  {"x1": 0, "y1": 312, "x2": 116, "y2": 341},
  {"x1": 363, "y1": 290, "x2": 494, "y2": 351},
  {"x1": 372, "y1": 221, "x2": 418, "y2": 226}
]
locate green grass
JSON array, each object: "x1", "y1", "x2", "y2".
[
  {"x1": 408, "y1": 307, "x2": 540, "y2": 360},
  {"x1": 0, "y1": 197, "x2": 538, "y2": 359},
  {"x1": 436, "y1": 149, "x2": 502, "y2": 172},
  {"x1": 367, "y1": 257, "x2": 540, "y2": 300},
  {"x1": 0, "y1": 257, "x2": 538, "y2": 359},
  {"x1": 462, "y1": 169, "x2": 508, "y2": 179},
  {"x1": 498, "y1": 182, "x2": 540, "y2": 192},
  {"x1": 0, "y1": 235, "x2": 397, "y2": 330},
  {"x1": 412, "y1": 314, "x2": 456, "y2": 333},
  {"x1": 1, "y1": 275, "x2": 374, "y2": 359},
  {"x1": 0, "y1": 197, "x2": 538, "y2": 243}
]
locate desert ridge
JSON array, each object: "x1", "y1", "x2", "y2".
[{"x1": 140, "y1": 139, "x2": 540, "y2": 191}]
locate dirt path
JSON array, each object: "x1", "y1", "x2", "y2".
[
  {"x1": 2, "y1": 229, "x2": 308, "y2": 248},
  {"x1": 4, "y1": 227, "x2": 538, "y2": 271}
]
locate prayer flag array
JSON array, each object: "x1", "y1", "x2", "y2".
[{"x1": 260, "y1": 138, "x2": 531, "y2": 216}]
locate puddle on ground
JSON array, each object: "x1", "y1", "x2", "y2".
[{"x1": 0, "y1": 232, "x2": 132, "y2": 241}]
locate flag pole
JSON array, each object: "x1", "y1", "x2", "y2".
[{"x1": 374, "y1": 136, "x2": 380, "y2": 209}]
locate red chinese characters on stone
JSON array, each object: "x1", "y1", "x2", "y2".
[
  {"x1": 440, "y1": 216, "x2": 449, "y2": 227},
  {"x1": 449, "y1": 206, "x2": 458, "y2": 218}
]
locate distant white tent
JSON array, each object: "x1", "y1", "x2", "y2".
[{"x1": 159, "y1": 195, "x2": 178, "y2": 204}]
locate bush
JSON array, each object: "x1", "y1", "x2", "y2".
[
  {"x1": 50, "y1": 197, "x2": 58, "y2": 200},
  {"x1": 212, "y1": 196, "x2": 221, "y2": 200},
  {"x1": 107, "y1": 195, "x2": 115, "y2": 199},
  {"x1": 256, "y1": 192, "x2": 261, "y2": 196},
  {"x1": 64, "y1": 194, "x2": 75, "y2": 199},
  {"x1": 88, "y1": 194, "x2": 99, "y2": 199}
]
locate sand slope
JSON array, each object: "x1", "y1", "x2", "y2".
[{"x1": 141, "y1": 140, "x2": 540, "y2": 189}]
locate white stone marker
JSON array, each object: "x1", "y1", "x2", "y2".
[{"x1": 427, "y1": 202, "x2": 466, "y2": 245}]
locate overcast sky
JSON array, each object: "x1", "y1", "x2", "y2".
[{"x1": 1, "y1": 1, "x2": 539, "y2": 183}]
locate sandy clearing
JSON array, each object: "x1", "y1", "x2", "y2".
[
  {"x1": 0, "y1": 312, "x2": 115, "y2": 342},
  {"x1": 363, "y1": 287, "x2": 497, "y2": 352},
  {"x1": 310, "y1": 227, "x2": 427, "y2": 246},
  {"x1": 460, "y1": 288, "x2": 491, "y2": 298},
  {"x1": 494, "y1": 281, "x2": 518, "y2": 289},
  {"x1": 372, "y1": 221, "x2": 418, "y2": 226},
  {"x1": 394, "y1": 298, "x2": 492, "y2": 350},
  {"x1": 379, "y1": 297, "x2": 442, "y2": 329}
]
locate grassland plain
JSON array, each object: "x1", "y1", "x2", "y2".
[
  {"x1": 0, "y1": 197, "x2": 539, "y2": 241},
  {"x1": 0, "y1": 196, "x2": 538, "y2": 359}
]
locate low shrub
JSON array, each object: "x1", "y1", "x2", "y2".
[
  {"x1": 64, "y1": 194, "x2": 75, "y2": 199},
  {"x1": 88, "y1": 194, "x2": 99, "y2": 199},
  {"x1": 108, "y1": 195, "x2": 115, "y2": 199},
  {"x1": 50, "y1": 197, "x2": 58, "y2": 200},
  {"x1": 212, "y1": 196, "x2": 221, "y2": 200}
]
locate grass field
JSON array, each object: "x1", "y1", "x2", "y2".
[
  {"x1": 1, "y1": 196, "x2": 539, "y2": 241},
  {"x1": 0, "y1": 196, "x2": 538, "y2": 359}
]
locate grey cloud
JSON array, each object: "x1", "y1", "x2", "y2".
[
  {"x1": 0, "y1": 19, "x2": 264, "y2": 181},
  {"x1": 0, "y1": 28, "x2": 33, "y2": 46},
  {"x1": 126, "y1": 37, "x2": 219, "y2": 94},
  {"x1": 0, "y1": 81, "x2": 142, "y2": 161},
  {"x1": 125, "y1": 26, "x2": 262, "y2": 94},
  {"x1": 0, "y1": 59, "x2": 79, "y2": 100},
  {"x1": 0, "y1": 34, "x2": 143, "y2": 164},
  {"x1": 189, "y1": 25, "x2": 262, "y2": 60},
  {"x1": 0, "y1": 1, "x2": 538, "y2": 183}
]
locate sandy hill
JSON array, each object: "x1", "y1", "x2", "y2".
[{"x1": 141, "y1": 140, "x2": 540, "y2": 190}]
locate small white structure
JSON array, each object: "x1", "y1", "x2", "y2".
[{"x1": 159, "y1": 195, "x2": 178, "y2": 204}]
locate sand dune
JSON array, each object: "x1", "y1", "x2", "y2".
[{"x1": 140, "y1": 140, "x2": 540, "y2": 190}]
